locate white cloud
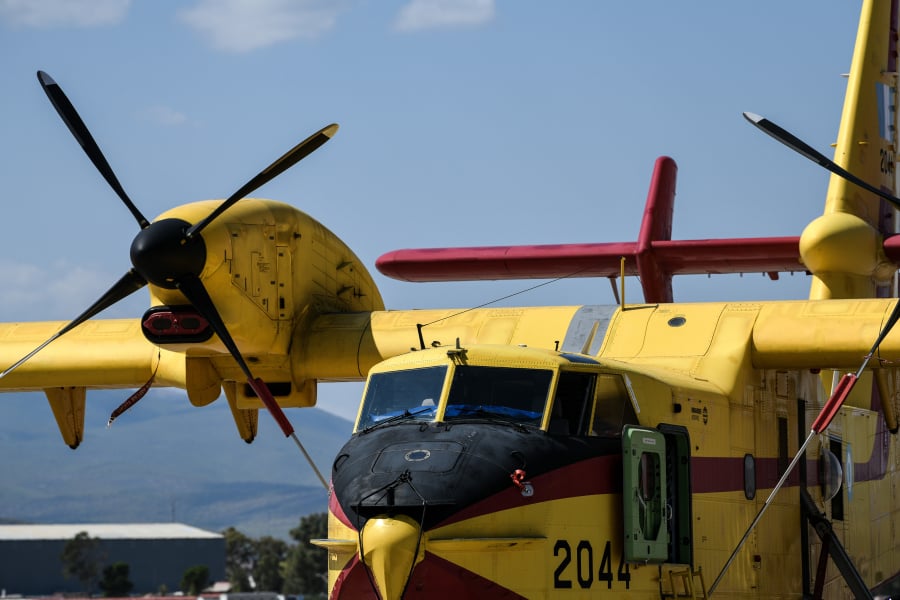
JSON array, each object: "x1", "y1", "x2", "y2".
[
  {"x1": 394, "y1": 0, "x2": 494, "y2": 32},
  {"x1": 144, "y1": 105, "x2": 190, "y2": 127},
  {"x1": 0, "y1": 259, "x2": 144, "y2": 321},
  {"x1": 178, "y1": 0, "x2": 345, "y2": 53},
  {"x1": 0, "y1": 0, "x2": 130, "y2": 28}
]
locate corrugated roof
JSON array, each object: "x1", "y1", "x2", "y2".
[{"x1": 0, "y1": 523, "x2": 223, "y2": 541}]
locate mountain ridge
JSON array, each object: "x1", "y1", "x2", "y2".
[{"x1": 0, "y1": 388, "x2": 353, "y2": 539}]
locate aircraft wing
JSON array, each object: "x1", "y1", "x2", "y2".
[
  {"x1": 306, "y1": 298, "x2": 900, "y2": 377},
  {"x1": 0, "y1": 319, "x2": 156, "y2": 391}
]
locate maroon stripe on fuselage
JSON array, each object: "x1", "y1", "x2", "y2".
[
  {"x1": 332, "y1": 552, "x2": 527, "y2": 599},
  {"x1": 332, "y1": 417, "x2": 890, "y2": 534},
  {"x1": 332, "y1": 555, "x2": 376, "y2": 599},
  {"x1": 436, "y1": 446, "x2": 887, "y2": 530},
  {"x1": 855, "y1": 412, "x2": 890, "y2": 482},
  {"x1": 435, "y1": 454, "x2": 622, "y2": 528},
  {"x1": 432, "y1": 441, "x2": 890, "y2": 528},
  {"x1": 330, "y1": 485, "x2": 355, "y2": 529},
  {"x1": 690, "y1": 457, "x2": 799, "y2": 494},
  {"x1": 691, "y1": 437, "x2": 889, "y2": 495}
]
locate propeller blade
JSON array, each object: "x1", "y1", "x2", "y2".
[
  {"x1": 174, "y1": 276, "x2": 294, "y2": 431},
  {"x1": 743, "y1": 112, "x2": 900, "y2": 210},
  {"x1": 175, "y1": 275, "x2": 329, "y2": 488},
  {"x1": 247, "y1": 375, "x2": 328, "y2": 488},
  {"x1": 37, "y1": 72, "x2": 151, "y2": 229},
  {"x1": 175, "y1": 276, "x2": 258, "y2": 381},
  {"x1": 0, "y1": 269, "x2": 147, "y2": 379},
  {"x1": 185, "y1": 123, "x2": 339, "y2": 239}
]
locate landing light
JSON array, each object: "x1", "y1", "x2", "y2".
[{"x1": 141, "y1": 305, "x2": 214, "y2": 343}]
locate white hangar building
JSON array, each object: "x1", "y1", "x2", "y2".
[{"x1": 0, "y1": 523, "x2": 225, "y2": 595}]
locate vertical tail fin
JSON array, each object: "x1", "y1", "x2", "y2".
[
  {"x1": 804, "y1": 0, "x2": 899, "y2": 299},
  {"x1": 635, "y1": 156, "x2": 677, "y2": 303}
]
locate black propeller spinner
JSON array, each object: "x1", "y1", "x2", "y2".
[{"x1": 1, "y1": 72, "x2": 336, "y2": 485}]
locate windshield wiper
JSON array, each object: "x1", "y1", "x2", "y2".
[
  {"x1": 446, "y1": 407, "x2": 533, "y2": 432},
  {"x1": 362, "y1": 406, "x2": 434, "y2": 434}
]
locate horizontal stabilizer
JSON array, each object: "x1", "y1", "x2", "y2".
[
  {"x1": 376, "y1": 237, "x2": 806, "y2": 283},
  {"x1": 377, "y1": 156, "x2": 900, "y2": 302}
]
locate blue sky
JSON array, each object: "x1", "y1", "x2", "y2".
[{"x1": 0, "y1": 0, "x2": 865, "y2": 427}]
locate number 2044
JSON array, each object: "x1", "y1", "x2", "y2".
[{"x1": 553, "y1": 539, "x2": 631, "y2": 590}]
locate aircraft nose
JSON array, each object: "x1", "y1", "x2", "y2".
[{"x1": 360, "y1": 514, "x2": 424, "y2": 599}]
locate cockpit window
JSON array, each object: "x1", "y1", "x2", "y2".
[
  {"x1": 590, "y1": 373, "x2": 639, "y2": 437},
  {"x1": 444, "y1": 366, "x2": 550, "y2": 426},
  {"x1": 548, "y1": 371, "x2": 596, "y2": 435},
  {"x1": 357, "y1": 366, "x2": 447, "y2": 430}
]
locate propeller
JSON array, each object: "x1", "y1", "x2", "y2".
[
  {"x1": 710, "y1": 113, "x2": 900, "y2": 595},
  {"x1": 185, "y1": 123, "x2": 338, "y2": 239},
  {"x1": 37, "y1": 71, "x2": 150, "y2": 229},
  {"x1": 5, "y1": 71, "x2": 335, "y2": 487}
]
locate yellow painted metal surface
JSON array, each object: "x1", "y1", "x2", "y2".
[
  {"x1": 44, "y1": 386, "x2": 85, "y2": 448},
  {"x1": 803, "y1": 0, "x2": 898, "y2": 299},
  {"x1": 360, "y1": 515, "x2": 424, "y2": 600},
  {"x1": 1, "y1": 1, "x2": 899, "y2": 597}
]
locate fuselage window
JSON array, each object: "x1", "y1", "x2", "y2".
[
  {"x1": 590, "y1": 373, "x2": 639, "y2": 437},
  {"x1": 549, "y1": 371, "x2": 596, "y2": 435},
  {"x1": 356, "y1": 366, "x2": 447, "y2": 430},
  {"x1": 743, "y1": 453, "x2": 756, "y2": 500},
  {"x1": 828, "y1": 438, "x2": 845, "y2": 521},
  {"x1": 444, "y1": 366, "x2": 550, "y2": 426}
]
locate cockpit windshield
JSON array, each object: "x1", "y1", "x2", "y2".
[
  {"x1": 357, "y1": 366, "x2": 447, "y2": 430},
  {"x1": 444, "y1": 366, "x2": 551, "y2": 426}
]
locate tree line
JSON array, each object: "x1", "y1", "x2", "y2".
[
  {"x1": 61, "y1": 513, "x2": 328, "y2": 597},
  {"x1": 224, "y1": 512, "x2": 327, "y2": 596}
]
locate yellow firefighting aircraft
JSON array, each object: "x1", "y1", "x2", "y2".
[{"x1": 3, "y1": 0, "x2": 900, "y2": 598}]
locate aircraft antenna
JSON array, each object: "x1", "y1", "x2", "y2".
[
  {"x1": 416, "y1": 324, "x2": 426, "y2": 350},
  {"x1": 416, "y1": 267, "x2": 596, "y2": 336}
]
